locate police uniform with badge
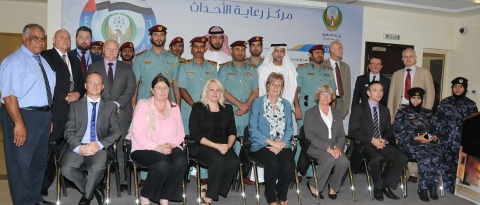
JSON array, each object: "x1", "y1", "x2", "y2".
[
  {"x1": 218, "y1": 41, "x2": 259, "y2": 138},
  {"x1": 133, "y1": 25, "x2": 179, "y2": 102},
  {"x1": 246, "y1": 36, "x2": 264, "y2": 69},
  {"x1": 177, "y1": 36, "x2": 218, "y2": 135},
  {"x1": 296, "y1": 45, "x2": 336, "y2": 129}
]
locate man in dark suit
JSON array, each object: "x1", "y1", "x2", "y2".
[
  {"x1": 41, "y1": 28, "x2": 86, "y2": 195},
  {"x1": 348, "y1": 81, "x2": 407, "y2": 201},
  {"x1": 61, "y1": 72, "x2": 121, "y2": 205},
  {"x1": 352, "y1": 56, "x2": 390, "y2": 107},
  {"x1": 87, "y1": 39, "x2": 136, "y2": 188},
  {"x1": 68, "y1": 26, "x2": 103, "y2": 76}
]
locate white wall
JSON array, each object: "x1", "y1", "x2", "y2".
[{"x1": 0, "y1": 1, "x2": 47, "y2": 33}]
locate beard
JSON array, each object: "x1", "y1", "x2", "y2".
[
  {"x1": 151, "y1": 39, "x2": 165, "y2": 47},
  {"x1": 210, "y1": 42, "x2": 222, "y2": 50},
  {"x1": 250, "y1": 50, "x2": 261, "y2": 57}
]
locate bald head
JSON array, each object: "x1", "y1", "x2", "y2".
[
  {"x1": 103, "y1": 40, "x2": 119, "y2": 62},
  {"x1": 401, "y1": 48, "x2": 417, "y2": 68},
  {"x1": 53, "y1": 29, "x2": 71, "y2": 53},
  {"x1": 329, "y1": 41, "x2": 343, "y2": 61}
]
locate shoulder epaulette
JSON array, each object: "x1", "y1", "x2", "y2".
[
  {"x1": 205, "y1": 59, "x2": 217, "y2": 65},
  {"x1": 180, "y1": 59, "x2": 193, "y2": 64},
  {"x1": 297, "y1": 63, "x2": 309, "y2": 68},
  {"x1": 243, "y1": 61, "x2": 254, "y2": 66},
  {"x1": 322, "y1": 63, "x2": 334, "y2": 70},
  {"x1": 135, "y1": 50, "x2": 147, "y2": 56},
  {"x1": 219, "y1": 61, "x2": 232, "y2": 67}
]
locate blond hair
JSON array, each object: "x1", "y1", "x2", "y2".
[
  {"x1": 314, "y1": 84, "x2": 336, "y2": 104},
  {"x1": 200, "y1": 78, "x2": 226, "y2": 107}
]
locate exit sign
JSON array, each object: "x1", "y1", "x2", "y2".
[{"x1": 384, "y1": 33, "x2": 400, "y2": 40}]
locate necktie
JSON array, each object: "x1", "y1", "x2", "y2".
[
  {"x1": 372, "y1": 75, "x2": 376, "y2": 82},
  {"x1": 62, "y1": 54, "x2": 75, "y2": 92},
  {"x1": 80, "y1": 51, "x2": 87, "y2": 75},
  {"x1": 335, "y1": 62, "x2": 344, "y2": 97},
  {"x1": 90, "y1": 102, "x2": 98, "y2": 142},
  {"x1": 107, "y1": 63, "x2": 114, "y2": 90},
  {"x1": 61, "y1": 54, "x2": 67, "y2": 64},
  {"x1": 373, "y1": 106, "x2": 381, "y2": 138},
  {"x1": 405, "y1": 69, "x2": 412, "y2": 99},
  {"x1": 33, "y1": 55, "x2": 53, "y2": 106}
]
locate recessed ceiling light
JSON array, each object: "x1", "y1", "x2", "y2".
[{"x1": 474, "y1": 0, "x2": 480, "y2": 4}]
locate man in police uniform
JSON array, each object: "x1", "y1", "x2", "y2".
[
  {"x1": 90, "y1": 41, "x2": 104, "y2": 57},
  {"x1": 169, "y1": 36, "x2": 185, "y2": 59},
  {"x1": 246, "y1": 36, "x2": 264, "y2": 68},
  {"x1": 120, "y1": 42, "x2": 134, "y2": 65},
  {"x1": 0, "y1": 23, "x2": 56, "y2": 205},
  {"x1": 218, "y1": 40, "x2": 259, "y2": 141},
  {"x1": 133, "y1": 24, "x2": 179, "y2": 107}
]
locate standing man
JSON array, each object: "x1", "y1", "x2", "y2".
[
  {"x1": 68, "y1": 26, "x2": 103, "y2": 76},
  {"x1": 349, "y1": 81, "x2": 408, "y2": 201},
  {"x1": 133, "y1": 25, "x2": 179, "y2": 106},
  {"x1": 41, "y1": 28, "x2": 85, "y2": 195},
  {"x1": 325, "y1": 41, "x2": 351, "y2": 118},
  {"x1": 204, "y1": 26, "x2": 232, "y2": 70},
  {"x1": 61, "y1": 72, "x2": 121, "y2": 205},
  {"x1": 246, "y1": 36, "x2": 264, "y2": 68},
  {"x1": 0, "y1": 23, "x2": 56, "y2": 205},
  {"x1": 90, "y1": 41, "x2": 104, "y2": 57},
  {"x1": 87, "y1": 39, "x2": 136, "y2": 190},
  {"x1": 169, "y1": 36, "x2": 185, "y2": 59},
  {"x1": 352, "y1": 56, "x2": 390, "y2": 106},
  {"x1": 387, "y1": 48, "x2": 435, "y2": 182},
  {"x1": 119, "y1": 42, "x2": 134, "y2": 65}
]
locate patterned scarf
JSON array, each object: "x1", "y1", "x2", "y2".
[{"x1": 263, "y1": 96, "x2": 285, "y2": 140}]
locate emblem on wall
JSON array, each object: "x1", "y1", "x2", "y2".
[{"x1": 322, "y1": 6, "x2": 342, "y2": 31}]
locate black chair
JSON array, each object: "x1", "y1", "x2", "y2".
[
  {"x1": 297, "y1": 126, "x2": 356, "y2": 203},
  {"x1": 242, "y1": 127, "x2": 302, "y2": 205},
  {"x1": 124, "y1": 139, "x2": 188, "y2": 205},
  {"x1": 54, "y1": 141, "x2": 121, "y2": 203}
]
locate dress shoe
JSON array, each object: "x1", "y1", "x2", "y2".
[
  {"x1": 374, "y1": 189, "x2": 384, "y2": 201},
  {"x1": 35, "y1": 200, "x2": 55, "y2": 205},
  {"x1": 382, "y1": 187, "x2": 400, "y2": 200},
  {"x1": 94, "y1": 186, "x2": 106, "y2": 205},
  {"x1": 408, "y1": 176, "x2": 418, "y2": 183},
  {"x1": 306, "y1": 181, "x2": 324, "y2": 199},
  {"x1": 328, "y1": 193, "x2": 337, "y2": 200},
  {"x1": 78, "y1": 197, "x2": 92, "y2": 205},
  {"x1": 429, "y1": 184, "x2": 439, "y2": 200},
  {"x1": 418, "y1": 189, "x2": 430, "y2": 202},
  {"x1": 243, "y1": 178, "x2": 255, "y2": 185}
]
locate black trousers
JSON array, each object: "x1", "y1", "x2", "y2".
[
  {"x1": 250, "y1": 148, "x2": 295, "y2": 203},
  {"x1": 1, "y1": 107, "x2": 51, "y2": 204},
  {"x1": 363, "y1": 143, "x2": 408, "y2": 190},
  {"x1": 193, "y1": 146, "x2": 240, "y2": 201},
  {"x1": 43, "y1": 118, "x2": 67, "y2": 191},
  {"x1": 131, "y1": 148, "x2": 187, "y2": 202}
]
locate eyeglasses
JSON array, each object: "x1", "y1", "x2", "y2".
[
  {"x1": 154, "y1": 86, "x2": 169, "y2": 91},
  {"x1": 304, "y1": 95, "x2": 309, "y2": 107},
  {"x1": 86, "y1": 82, "x2": 103, "y2": 86},
  {"x1": 29, "y1": 36, "x2": 46, "y2": 42},
  {"x1": 269, "y1": 83, "x2": 283, "y2": 88}
]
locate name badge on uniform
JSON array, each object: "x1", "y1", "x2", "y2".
[
  {"x1": 187, "y1": 70, "x2": 195, "y2": 74},
  {"x1": 144, "y1": 60, "x2": 151, "y2": 64},
  {"x1": 206, "y1": 71, "x2": 214, "y2": 74},
  {"x1": 245, "y1": 72, "x2": 253, "y2": 76},
  {"x1": 407, "y1": 115, "x2": 416, "y2": 120},
  {"x1": 228, "y1": 72, "x2": 235, "y2": 75},
  {"x1": 323, "y1": 73, "x2": 330, "y2": 77},
  {"x1": 308, "y1": 72, "x2": 314, "y2": 76}
]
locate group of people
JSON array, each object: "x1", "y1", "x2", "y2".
[{"x1": 0, "y1": 22, "x2": 477, "y2": 205}]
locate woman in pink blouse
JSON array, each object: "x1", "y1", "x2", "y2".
[{"x1": 129, "y1": 74, "x2": 187, "y2": 205}]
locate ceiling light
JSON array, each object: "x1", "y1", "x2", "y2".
[{"x1": 474, "y1": 0, "x2": 480, "y2": 4}]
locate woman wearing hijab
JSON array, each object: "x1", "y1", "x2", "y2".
[
  {"x1": 433, "y1": 77, "x2": 478, "y2": 193},
  {"x1": 393, "y1": 87, "x2": 442, "y2": 202}
]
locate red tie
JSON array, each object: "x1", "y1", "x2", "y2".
[
  {"x1": 80, "y1": 51, "x2": 87, "y2": 75},
  {"x1": 335, "y1": 62, "x2": 344, "y2": 97},
  {"x1": 405, "y1": 69, "x2": 412, "y2": 99}
]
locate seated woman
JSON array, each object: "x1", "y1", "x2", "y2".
[
  {"x1": 189, "y1": 78, "x2": 240, "y2": 205},
  {"x1": 393, "y1": 87, "x2": 442, "y2": 202},
  {"x1": 129, "y1": 74, "x2": 188, "y2": 205},
  {"x1": 304, "y1": 84, "x2": 349, "y2": 200},
  {"x1": 248, "y1": 72, "x2": 295, "y2": 205}
]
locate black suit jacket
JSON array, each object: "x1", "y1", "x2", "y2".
[
  {"x1": 352, "y1": 73, "x2": 390, "y2": 107},
  {"x1": 348, "y1": 101, "x2": 393, "y2": 144},
  {"x1": 188, "y1": 102, "x2": 236, "y2": 155},
  {"x1": 42, "y1": 48, "x2": 85, "y2": 121}
]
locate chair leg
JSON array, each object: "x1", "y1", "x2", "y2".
[
  {"x1": 401, "y1": 166, "x2": 408, "y2": 198},
  {"x1": 61, "y1": 176, "x2": 68, "y2": 197},
  {"x1": 239, "y1": 163, "x2": 246, "y2": 205},
  {"x1": 364, "y1": 161, "x2": 373, "y2": 200},
  {"x1": 56, "y1": 165, "x2": 61, "y2": 204},
  {"x1": 294, "y1": 166, "x2": 302, "y2": 205},
  {"x1": 439, "y1": 174, "x2": 444, "y2": 197},
  {"x1": 253, "y1": 163, "x2": 260, "y2": 205},
  {"x1": 126, "y1": 164, "x2": 132, "y2": 196},
  {"x1": 196, "y1": 163, "x2": 202, "y2": 205},
  {"x1": 133, "y1": 165, "x2": 139, "y2": 205},
  {"x1": 113, "y1": 162, "x2": 121, "y2": 198},
  {"x1": 182, "y1": 178, "x2": 187, "y2": 205},
  {"x1": 106, "y1": 163, "x2": 111, "y2": 204},
  {"x1": 311, "y1": 162, "x2": 320, "y2": 204},
  {"x1": 348, "y1": 165, "x2": 356, "y2": 202}
]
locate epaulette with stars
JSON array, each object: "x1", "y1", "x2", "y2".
[
  {"x1": 179, "y1": 59, "x2": 193, "y2": 64},
  {"x1": 205, "y1": 59, "x2": 217, "y2": 65},
  {"x1": 297, "y1": 63, "x2": 309, "y2": 68},
  {"x1": 219, "y1": 61, "x2": 232, "y2": 67},
  {"x1": 135, "y1": 50, "x2": 147, "y2": 56}
]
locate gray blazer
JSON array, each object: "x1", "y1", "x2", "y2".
[
  {"x1": 324, "y1": 58, "x2": 351, "y2": 117},
  {"x1": 304, "y1": 105, "x2": 346, "y2": 156},
  {"x1": 64, "y1": 97, "x2": 121, "y2": 151},
  {"x1": 87, "y1": 60, "x2": 136, "y2": 124}
]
